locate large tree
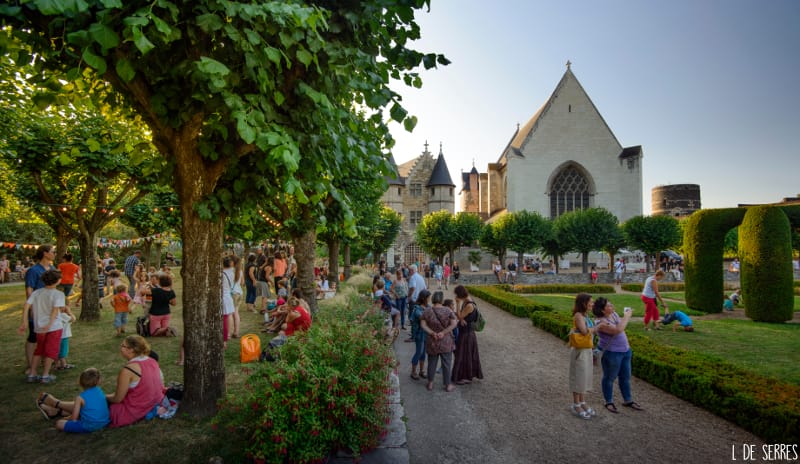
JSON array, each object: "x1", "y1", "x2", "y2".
[
  {"x1": 501, "y1": 210, "x2": 552, "y2": 268},
  {"x1": 415, "y1": 210, "x2": 454, "y2": 264},
  {"x1": 623, "y1": 215, "x2": 682, "y2": 272},
  {"x1": 479, "y1": 221, "x2": 507, "y2": 264},
  {"x1": 555, "y1": 208, "x2": 619, "y2": 273},
  {"x1": 3, "y1": 0, "x2": 445, "y2": 415}
]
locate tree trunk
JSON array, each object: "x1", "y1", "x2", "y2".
[
  {"x1": 293, "y1": 227, "x2": 318, "y2": 314},
  {"x1": 180, "y1": 210, "x2": 226, "y2": 417},
  {"x1": 343, "y1": 243, "x2": 352, "y2": 280},
  {"x1": 55, "y1": 223, "x2": 73, "y2": 259},
  {"x1": 77, "y1": 233, "x2": 101, "y2": 321},
  {"x1": 581, "y1": 252, "x2": 589, "y2": 273},
  {"x1": 327, "y1": 238, "x2": 340, "y2": 285},
  {"x1": 153, "y1": 241, "x2": 163, "y2": 268},
  {"x1": 142, "y1": 239, "x2": 153, "y2": 269},
  {"x1": 608, "y1": 252, "x2": 615, "y2": 273}
]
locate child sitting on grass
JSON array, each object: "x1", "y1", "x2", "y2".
[
  {"x1": 661, "y1": 310, "x2": 694, "y2": 332},
  {"x1": 37, "y1": 367, "x2": 110, "y2": 433}
]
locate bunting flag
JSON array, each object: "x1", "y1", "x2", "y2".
[{"x1": 1, "y1": 232, "x2": 182, "y2": 252}]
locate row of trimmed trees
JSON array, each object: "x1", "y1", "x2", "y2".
[{"x1": 415, "y1": 208, "x2": 683, "y2": 274}]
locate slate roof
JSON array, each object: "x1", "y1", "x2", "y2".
[
  {"x1": 427, "y1": 150, "x2": 455, "y2": 187},
  {"x1": 619, "y1": 145, "x2": 642, "y2": 159},
  {"x1": 386, "y1": 154, "x2": 405, "y2": 185}
]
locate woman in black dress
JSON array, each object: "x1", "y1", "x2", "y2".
[
  {"x1": 451, "y1": 285, "x2": 483, "y2": 384},
  {"x1": 452, "y1": 262, "x2": 460, "y2": 282}
]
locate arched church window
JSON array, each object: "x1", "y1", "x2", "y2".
[{"x1": 549, "y1": 165, "x2": 592, "y2": 219}]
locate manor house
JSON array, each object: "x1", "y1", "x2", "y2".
[
  {"x1": 382, "y1": 142, "x2": 455, "y2": 267},
  {"x1": 461, "y1": 63, "x2": 643, "y2": 223}
]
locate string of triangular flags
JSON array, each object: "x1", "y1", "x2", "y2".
[{"x1": 0, "y1": 232, "x2": 182, "y2": 251}]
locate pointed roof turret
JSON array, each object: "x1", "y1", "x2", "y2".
[
  {"x1": 428, "y1": 144, "x2": 455, "y2": 187},
  {"x1": 385, "y1": 154, "x2": 405, "y2": 186}
]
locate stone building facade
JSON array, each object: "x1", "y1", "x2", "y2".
[
  {"x1": 382, "y1": 143, "x2": 455, "y2": 267},
  {"x1": 460, "y1": 63, "x2": 643, "y2": 223},
  {"x1": 652, "y1": 184, "x2": 701, "y2": 218}
]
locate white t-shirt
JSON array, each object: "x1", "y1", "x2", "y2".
[
  {"x1": 614, "y1": 261, "x2": 624, "y2": 273},
  {"x1": 642, "y1": 276, "x2": 658, "y2": 299},
  {"x1": 60, "y1": 312, "x2": 73, "y2": 338},
  {"x1": 222, "y1": 268, "x2": 235, "y2": 315},
  {"x1": 408, "y1": 272, "x2": 426, "y2": 301},
  {"x1": 27, "y1": 287, "x2": 66, "y2": 333}
]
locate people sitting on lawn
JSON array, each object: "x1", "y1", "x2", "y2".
[
  {"x1": 729, "y1": 288, "x2": 741, "y2": 306},
  {"x1": 661, "y1": 310, "x2": 694, "y2": 332},
  {"x1": 107, "y1": 335, "x2": 165, "y2": 427},
  {"x1": 36, "y1": 367, "x2": 110, "y2": 433},
  {"x1": 723, "y1": 296, "x2": 735, "y2": 311}
]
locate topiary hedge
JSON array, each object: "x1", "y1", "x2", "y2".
[
  {"x1": 465, "y1": 285, "x2": 553, "y2": 317},
  {"x1": 621, "y1": 282, "x2": 686, "y2": 293},
  {"x1": 739, "y1": 206, "x2": 794, "y2": 322},
  {"x1": 684, "y1": 208, "x2": 746, "y2": 313},
  {"x1": 507, "y1": 283, "x2": 616, "y2": 294}
]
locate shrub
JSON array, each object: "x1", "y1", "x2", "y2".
[
  {"x1": 739, "y1": 206, "x2": 794, "y2": 322},
  {"x1": 684, "y1": 208, "x2": 746, "y2": 313},
  {"x1": 465, "y1": 285, "x2": 553, "y2": 317},
  {"x1": 526, "y1": 302, "x2": 800, "y2": 442},
  {"x1": 213, "y1": 293, "x2": 394, "y2": 463},
  {"x1": 510, "y1": 284, "x2": 616, "y2": 294}
]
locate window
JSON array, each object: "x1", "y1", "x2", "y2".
[
  {"x1": 430, "y1": 188, "x2": 435, "y2": 197},
  {"x1": 397, "y1": 188, "x2": 401, "y2": 196},
  {"x1": 410, "y1": 211, "x2": 423, "y2": 225},
  {"x1": 549, "y1": 165, "x2": 592, "y2": 219},
  {"x1": 410, "y1": 183, "x2": 422, "y2": 197},
  {"x1": 450, "y1": 187, "x2": 454, "y2": 196},
  {"x1": 404, "y1": 243, "x2": 423, "y2": 265}
]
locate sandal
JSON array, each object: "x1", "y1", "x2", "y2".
[
  {"x1": 604, "y1": 402, "x2": 619, "y2": 414},
  {"x1": 623, "y1": 401, "x2": 644, "y2": 411},
  {"x1": 426, "y1": 382, "x2": 433, "y2": 391},
  {"x1": 63, "y1": 364, "x2": 75, "y2": 369},
  {"x1": 419, "y1": 371, "x2": 427, "y2": 379},
  {"x1": 570, "y1": 404, "x2": 591, "y2": 420},
  {"x1": 410, "y1": 372, "x2": 420, "y2": 380},
  {"x1": 36, "y1": 398, "x2": 61, "y2": 420}
]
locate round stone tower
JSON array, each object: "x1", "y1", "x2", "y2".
[{"x1": 651, "y1": 184, "x2": 701, "y2": 218}]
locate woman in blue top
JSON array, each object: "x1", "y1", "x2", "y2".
[{"x1": 593, "y1": 297, "x2": 643, "y2": 414}]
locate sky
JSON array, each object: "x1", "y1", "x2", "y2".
[{"x1": 387, "y1": 0, "x2": 800, "y2": 214}]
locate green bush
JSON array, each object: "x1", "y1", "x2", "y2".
[
  {"x1": 684, "y1": 208, "x2": 746, "y2": 313},
  {"x1": 466, "y1": 285, "x2": 553, "y2": 317},
  {"x1": 524, "y1": 297, "x2": 800, "y2": 442},
  {"x1": 739, "y1": 206, "x2": 794, "y2": 322},
  {"x1": 213, "y1": 294, "x2": 393, "y2": 463},
  {"x1": 509, "y1": 283, "x2": 616, "y2": 294},
  {"x1": 621, "y1": 282, "x2": 685, "y2": 293}
]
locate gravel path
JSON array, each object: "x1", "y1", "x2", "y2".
[{"x1": 394, "y1": 288, "x2": 764, "y2": 464}]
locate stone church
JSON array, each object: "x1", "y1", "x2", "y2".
[
  {"x1": 382, "y1": 142, "x2": 455, "y2": 266},
  {"x1": 461, "y1": 63, "x2": 643, "y2": 223}
]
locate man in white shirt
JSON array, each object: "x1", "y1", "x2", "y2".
[
  {"x1": 405, "y1": 264, "x2": 426, "y2": 342},
  {"x1": 614, "y1": 258, "x2": 625, "y2": 285}
]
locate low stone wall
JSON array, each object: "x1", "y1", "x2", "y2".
[
  {"x1": 4, "y1": 271, "x2": 23, "y2": 282},
  {"x1": 455, "y1": 271, "x2": 663, "y2": 286}
]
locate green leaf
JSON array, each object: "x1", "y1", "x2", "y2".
[
  {"x1": 296, "y1": 49, "x2": 312, "y2": 68},
  {"x1": 66, "y1": 30, "x2": 91, "y2": 47},
  {"x1": 236, "y1": 118, "x2": 256, "y2": 144},
  {"x1": 122, "y1": 16, "x2": 149, "y2": 27},
  {"x1": 100, "y1": 0, "x2": 123, "y2": 7},
  {"x1": 115, "y1": 58, "x2": 136, "y2": 82},
  {"x1": 86, "y1": 138, "x2": 101, "y2": 152},
  {"x1": 403, "y1": 115, "x2": 417, "y2": 132},
  {"x1": 273, "y1": 90, "x2": 285, "y2": 106},
  {"x1": 151, "y1": 15, "x2": 172, "y2": 35},
  {"x1": 31, "y1": 92, "x2": 57, "y2": 110},
  {"x1": 58, "y1": 152, "x2": 73, "y2": 165},
  {"x1": 389, "y1": 103, "x2": 407, "y2": 123},
  {"x1": 81, "y1": 48, "x2": 107, "y2": 74},
  {"x1": 196, "y1": 13, "x2": 224, "y2": 32},
  {"x1": 265, "y1": 47, "x2": 281, "y2": 65},
  {"x1": 131, "y1": 27, "x2": 155, "y2": 55},
  {"x1": 197, "y1": 57, "x2": 230, "y2": 76},
  {"x1": 89, "y1": 22, "x2": 120, "y2": 49}
]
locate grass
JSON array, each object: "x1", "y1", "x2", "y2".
[
  {"x1": 519, "y1": 291, "x2": 800, "y2": 387},
  {"x1": 0, "y1": 270, "x2": 258, "y2": 463}
]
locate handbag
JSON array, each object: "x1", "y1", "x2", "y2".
[
  {"x1": 463, "y1": 300, "x2": 485, "y2": 332},
  {"x1": 568, "y1": 330, "x2": 592, "y2": 349}
]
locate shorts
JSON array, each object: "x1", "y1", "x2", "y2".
[
  {"x1": 61, "y1": 284, "x2": 74, "y2": 297},
  {"x1": 34, "y1": 329, "x2": 63, "y2": 360},
  {"x1": 114, "y1": 312, "x2": 129, "y2": 328},
  {"x1": 149, "y1": 314, "x2": 171, "y2": 335},
  {"x1": 256, "y1": 281, "x2": 271, "y2": 298},
  {"x1": 64, "y1": 420, "x2": 105, "y2": 433},
  {"x1": 59, "y1": 337, "x2": 70, "y2": 359},
  {"x1": 27, "y1": 317, "x2": 36, "y2": 343}
]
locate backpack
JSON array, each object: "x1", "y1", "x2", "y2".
[
  {"x1": 136, "y1": 316, "x2": 150, "y2": 337},
  {"x1": 466, "y1": 301, "x2": 486, "y2": 332},
  {"x1": 240, "y1": 333, "x2": 261, "y2": 363}
]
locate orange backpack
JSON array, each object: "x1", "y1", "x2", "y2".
[{"x1": 240, "y1": 334, "x2": 261, "y2": 363}]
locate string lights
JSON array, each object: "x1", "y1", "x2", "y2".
[
  {"x1": 258, "y1": 209, "x2": 281, "y2": 228},
  {"x1": 29, "y1": 202, "x2": 180, "y2": 215}
]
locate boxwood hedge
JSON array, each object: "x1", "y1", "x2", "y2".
[
  {"x1": 621, "y1": 282, "x2": 686, "y2": 293},
  {"x1": 465, "y1": 285, "x2": 553, "y2": 317},
  {"x1": 460, "y1": 286, "x2": 800, "y2": 442},
  {"x1": 739, "y1": 206, "x2": 794, "y2": 322}
]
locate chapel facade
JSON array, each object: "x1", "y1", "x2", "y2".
[
  {"x1": 461, "y1": 64, "x2": 643, "y2": 223},
  {"x1": 382, "y1": 143, "x2": 455, "y2": 267}
]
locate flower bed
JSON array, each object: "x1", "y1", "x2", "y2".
[{"x1": 213, "y1": 292, "x2": 394, "y2": 463}]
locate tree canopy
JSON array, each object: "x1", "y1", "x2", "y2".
[
  {"x1": 555, "y1": 208, "x2": 619, "y2": 272},
  {"x1": 623, "y1": 215, "x2": 682, "y2": 272}
]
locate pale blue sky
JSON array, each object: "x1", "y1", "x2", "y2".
[{"x1": 389, "y1": 0, "x2": 800, "y2": 214}]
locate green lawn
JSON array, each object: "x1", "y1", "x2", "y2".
[
  {"x1": 660, "y1": 292, "x2": 800, "y2": 311},
  {"x1": 522, "y1": 292, "x2": 800, "y2": 386},
  {"x1": 0, "y1": 272, "x2": 252, "y2": 463},
  {"x1": 524, "y1": 293, "x2": 705, "y2": 317}
]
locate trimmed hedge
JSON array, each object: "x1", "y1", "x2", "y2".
[
  {"x1": 684, "y1": 208, "x2": 746, "y2": 313},
  {"x1": 465, "y1": 285, "x2": 553, "y2": 317},
  {"x1": 740, "y1": 206, "x2": 794, "y2": 322},
  {"x1": 513, "y1": 289, "x2": 800, "y2": 442},
  {"x1": 621, "y1": 282, "x2": 686, "y2": 293},
  {"x1": 506, "y1": 283, "x2": 616, "y2": 294}
]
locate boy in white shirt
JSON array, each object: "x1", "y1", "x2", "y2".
[{"x1": 19, "y1": 269, "x2": 65, "y2": 384}]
